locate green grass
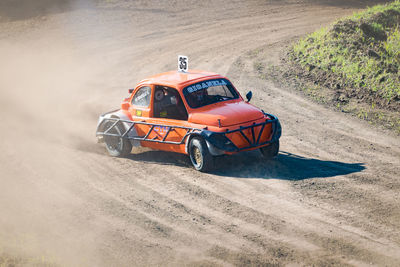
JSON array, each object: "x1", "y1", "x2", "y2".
[{"x1": 290, "y1": 1, "x2": 400, "y2": 107}]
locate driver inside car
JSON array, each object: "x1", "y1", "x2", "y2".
[{"x1": 154, "y1": 86, "x2": 187, "y2": 120}]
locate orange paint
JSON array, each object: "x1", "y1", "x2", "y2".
[{"x1": 121, "y1": 70, "x2": 276, "y2": 154}]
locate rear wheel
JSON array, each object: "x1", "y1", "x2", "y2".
[
  {"x1": 103, "y1": 120, "x2": 132, "y2": 157},
  {"x1": 189, "y1": 137, "x2": 214, "y2": 172},
  {"x1": 260, "y1": 140, "x2": 279, "y2": 159}
]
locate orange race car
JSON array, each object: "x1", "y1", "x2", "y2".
[{"x1": 96, "y1": 58, "x2": 281, "y2": 172}]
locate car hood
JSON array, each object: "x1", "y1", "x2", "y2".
[{"x1": 188, "y1": 101, "x2": 264, "y2": 127}]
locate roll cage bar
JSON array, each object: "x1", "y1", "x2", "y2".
[{"x1": 96, "y1": 113, "x2": 281, "y2": 152}]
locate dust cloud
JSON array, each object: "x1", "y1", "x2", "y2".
[{"x1": 0, "y1": 1, "x2": 110, "y2": 265}]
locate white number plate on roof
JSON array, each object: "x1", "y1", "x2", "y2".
[{"x1": 178, "y1": 55, "x2": 188, "y2": 72}]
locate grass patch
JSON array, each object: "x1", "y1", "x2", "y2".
[
  {"x1": 285, "y1": 0, "x2": 400, "y2": 133},
  {"x1": 291, "y1": 1, "x2": 400, "y2": 107}
]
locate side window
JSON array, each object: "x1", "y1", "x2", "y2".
[
  {"x1": 131, "y1": 86, "x2": 151, "y2": 107},
  {"x1": 153, "y1": 85, "x2": 188, "y2": 120}
]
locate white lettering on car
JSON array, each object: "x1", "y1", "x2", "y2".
[
  {"x1": 135, "y1": 91, "x2": 148, "y2": 101},
  {"x1": 185, "y1": 79, "x2": 229, "y2": 94}
]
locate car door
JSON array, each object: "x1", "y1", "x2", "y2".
[{"x1": 141, "y1": 85, "x2": 190, "y2": 154}]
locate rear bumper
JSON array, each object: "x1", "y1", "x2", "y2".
[{"x1": 201, "y1": 113, "x2": 281, "y2": 153}]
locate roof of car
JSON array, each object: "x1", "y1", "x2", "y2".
[{"x1": 137, "y1": 70, "x2": 224, "y2": 89}]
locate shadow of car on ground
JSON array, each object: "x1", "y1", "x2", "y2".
[{"x1": 126, "y1": 149, "x2": 365, "y2": 180}]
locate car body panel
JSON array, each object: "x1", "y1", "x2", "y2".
[
  {"x1": 188, "y1": 100, "x2": 265, "y2": 127},
  {"x1": 97, "y1": 70, "x2": 281, "y2": 156}
]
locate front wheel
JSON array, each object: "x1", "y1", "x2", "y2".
[
  {"x1": 103, "y1": 121, "x2": 132, "y2": 157},
  {"x1": 189, "y1": 137, "x2": 214, "y2": 172},
  {"x1": 260, "y1": 140, "x2": 279, "y2": 159}
]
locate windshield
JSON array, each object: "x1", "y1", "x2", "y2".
[{"x1": 183, "y1": 78, "x2": 239, "y2": 108}]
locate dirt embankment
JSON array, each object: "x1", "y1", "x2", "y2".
[
  {"x1": 0, "y1": 0, "x2": 399, "y2": 266},
  {"x1": 271, "y1": 1, "x2": 400, "y2": 134}
]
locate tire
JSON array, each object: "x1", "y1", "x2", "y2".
[
  {"x1": 260, "y1": 140, "x2": 279, "y2": 159},
  {"x1": 103, "y1": 120, "x2": 132, "y2": 157},
  {"x1": 189, "y1": 137, "x2": 214, "y2": 172}
]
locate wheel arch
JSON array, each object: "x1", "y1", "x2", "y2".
[
  {"x1": 185, "y1": 132, "x2": 225, "y2": 156},
  {"x1": 185, "y1": 133, "x2": 202, "y2": 154}
]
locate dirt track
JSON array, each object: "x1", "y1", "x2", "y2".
[{"x1": 1, "y1": 0, "x2": 399, "y2": 266}]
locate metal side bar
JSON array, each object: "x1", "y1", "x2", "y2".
[{"x1": 96, "y1": 117, "x2": 200, "y2": 145}]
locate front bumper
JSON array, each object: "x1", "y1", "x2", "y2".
[{"x1": 201, "y1": 113, "x2": 281, "y2": 153}]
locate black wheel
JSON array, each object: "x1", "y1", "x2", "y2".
[
  {"x1": 189, "y1": 137, "x2": 214, "y2": 172},
  {"x1": 103, "y1": 120, "x2": 132, "y2": 157},
  {"x1": 260, "y1": 140, "x2": 279, "y2": 159}
]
